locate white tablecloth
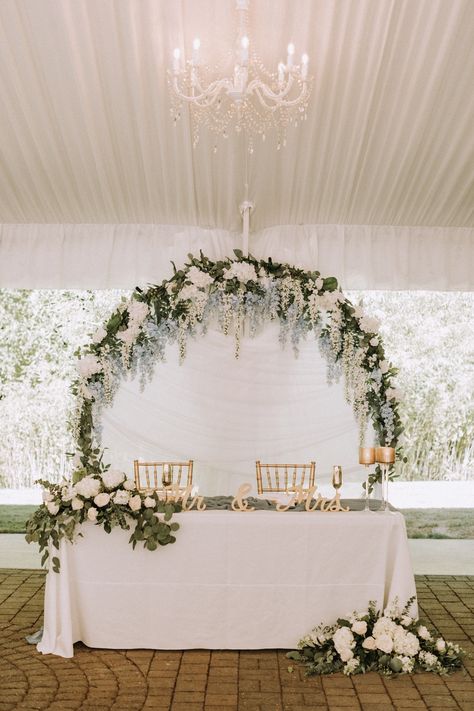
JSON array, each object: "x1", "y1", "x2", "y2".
[{"x1": 38, "y1": 511, "x2": 417, "y2": 658}]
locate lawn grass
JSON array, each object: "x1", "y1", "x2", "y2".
[
  {"x1": 0, "y1": 504, "x2": 472, "y2": 537},
  {"x1": 0, "y1": 505, "x2": 37, "y2": 533},
  {"x1": 400, "y1": 508, "x2": 474, "y2": 539}
]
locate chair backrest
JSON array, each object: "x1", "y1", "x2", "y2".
[
  {"x1": 255, "y1": 460, "x2": 315, "y2": 494},
  {"x1": 133, "y1": 460, "x2": 193, "y2": 492}
]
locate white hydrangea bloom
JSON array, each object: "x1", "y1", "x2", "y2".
[
  {"x1": 375, "y1": 633, "x2": 394, "y2": 654},
  {"x1": 74, "y1": 476, "x2": 101, "y2": 499},
  {"x1": 187, "y1": 266, "x2": 214, "y2": 288},
  {"x1": 101, "y1": 469, "x2": 126, "y2": 489},
  {"x1": 359, "y1": 315, "x2": 380, "y2": 334},
  {"x1": 333, "y1": 627, "x2": 355, "y2": 662},
  {"x1": 223, "y1": 262, "x2": 258, "y2": 283},
  {"x1": 373, "y1": 616, "x2": 397, "y2": 638},
  {"x1": 393, "y1": 628, "x2": 420, "y2": 657}
]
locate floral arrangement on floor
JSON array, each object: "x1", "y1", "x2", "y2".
[
  {"x1": 287, "y1": 597, "x2": 465, "y2": 676},
  {"x1": 25, "y1": 459, "x2": 180, "y2": 571},
  {"x1": 73, "y1": 251, "x2": 403, "y2": 489}
]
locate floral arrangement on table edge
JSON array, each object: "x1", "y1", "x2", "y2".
[
  {"x1": 25, "y1": 459, "x2": 181, "y2": 572},
  {"x1": 287, "y1": 597, "x2": 466, "y2": 677},
  {"x1": 25, "y1": 251, "x2": 405, "y2": 571}
]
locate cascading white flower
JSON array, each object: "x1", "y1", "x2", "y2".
[
  {"x1": 127, "y1": 300, "x2": 149, "y2": 325},
  {"x1": 91, "y1": 327, "x2": 107, "y2": 344}
]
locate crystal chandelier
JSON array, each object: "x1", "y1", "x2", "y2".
[{"x1": 169, "y1": 0, "x2": 311, "y2": 151}]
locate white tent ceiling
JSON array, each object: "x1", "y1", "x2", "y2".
[{"x1": 0, "y1": 0, "x2": 473, "y2": 288}]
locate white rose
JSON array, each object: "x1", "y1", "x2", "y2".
[
  {"x1": 74, "y1": 476, "x2": 101, "y2": 499},
  {"x1": 351, "y1": 620, "x2": 367, "y2": 636},
  {"x1": 94, "y1": 492, "x2": 110, "y2": 508},
  {"x1": 417, "y1": 625, "x2": 432, "y2": 641},
  {"x1": 353, "y1": 305, "x2": 364, "y2": 318},
  {"x1": 315, "y1": 277, "x2": 324, "y2": 290},
  {"x1": 71, "y1": 497, "x2": 84, "y2": 511},
  {"x1": 370, "y1": 337, "x2": 379, "y2": 347},
  {"x1": 91, "y1": 327, "x2": 107, "y2": 344},
  {"x1": 113, "y1": 489, "x2": 130, "y2": 505},
  {"x1": 435, "y1": 638, "x2": 446, "y2": 653},
  {"x1": 362, "y1": 636, "x2": 376, "y2": 650},
  {"x1": 359, "y1": 315, "x2": 380, "y2": 334},
  {"x1": 46, "y1": 501, "x2": 59, "y2": 516},
  {"x1": 117, "y1": 324, "x2": 140, "y2": 345},
  {"x1": 379, "y1": 360, "x2": 390, "y2": 374},
  {"x1": 186, "y1": 266, "x2": 214, "y2": 289},
  {"x1": 144, "y1": 496, "x2": 155, "y2": 508},
  {"x1": 375, "y1": 634, "x2": 393, "y2": 654},
  {"x1": 87, "y1": 506, "x2": 98, "y2": 522},
  {"x1": 42, "y1": 489, "x2": 53, "y2": 503},
  {"x1": 61, "y1": 485, "x2": 74, "y2": 502},
  {"x1": 76, "y1": 354, "x2": 102, "y2": 378},
  {"x1": 101, "y1": 469, "x2": 126, "y2": 489},
  {"x1": 127, "y1": 300, "x2": 149, "y2": 325},
  {"x1": 123, "y1": 479, "x2": 136, "y2": 491},
  {"x1": 129, "y1": 494, "x2": 142, "y2": 512},
  {"x1": 339, "y1": 647, "x2": 354, "y2": 662}
]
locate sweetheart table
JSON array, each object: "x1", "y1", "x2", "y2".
[{"x1": 38, "y1": 510, "x2": 417, "y2": 658}]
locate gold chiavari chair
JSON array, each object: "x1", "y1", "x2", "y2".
[
  {"x1": 255, "y1": 460, "x2": 315, "y2": 495},
  {"x1": 133, "y1": 460, "x2": 193, "y2": 495}
]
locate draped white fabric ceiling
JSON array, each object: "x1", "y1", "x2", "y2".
[{"x1": 0, "y1": 0, "x2": 473, "y2": 287}]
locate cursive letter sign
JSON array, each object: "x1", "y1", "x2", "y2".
[{"x1": 231, "y1": 483, "x2": 256, "y2": 512}]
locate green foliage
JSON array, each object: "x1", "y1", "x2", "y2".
[{"x1": 354, "y1": 292, "x2": 474, "y2": 481}]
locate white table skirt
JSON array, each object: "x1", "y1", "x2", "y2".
[{"x1": 38, "y1": 510, "x2": 417, "y2": 658}]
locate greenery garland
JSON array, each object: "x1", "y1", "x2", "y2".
[{"x1": 72, "y1": 251, "x2": 403, "y2": 488}]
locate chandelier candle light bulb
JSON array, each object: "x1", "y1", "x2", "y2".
[
  {"x1": 287, "y1": 42, "x2": 295, "y2": 68},
  {"x1": 192, "y1": 37, "x2": 201, "y2": 65},
  {"x1": 172, "y1": 48, "x2": 181, "y2": 74}
]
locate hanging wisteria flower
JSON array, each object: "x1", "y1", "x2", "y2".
[{"x1": 288, "y1": 597, "x2": 465, "y2": 677}]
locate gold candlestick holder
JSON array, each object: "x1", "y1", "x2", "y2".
[
  {"x1": 375, "y1": 447, "x2": 395, "y2": 511},
  {"x1": 359, "y1": 447, "x2": 375, "y2": 511}
]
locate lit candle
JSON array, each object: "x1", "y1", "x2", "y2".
[
  {"x1": 241, "y1": 35, "x2": 249, "y2": 63},
  {"x1": 173, "y1": 48, "x2": 181, "y2": 74},
  {"x1": 301, "y1": 53, "x2": 309, "y2": 79},
  {"x1": 192, "y1": 37, "x2": 200, "y2": 65},
  {"x1": 287, "y1": 42, "x2": 295, "y2": 68},
  {"x1": 359, "y1": 447, "x2": 376, "y2": 465},
  {"x1": 375, "y1": 447, "x2": 396, "y2": 464},
  {"x1": 278, "y1": 61, "x2": 285, "y2": 84}
]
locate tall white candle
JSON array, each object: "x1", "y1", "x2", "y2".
[
  {"x1": 287, "y1": 42, "x2": 295, "y2": 68},
  {"x1": 173, "y1": 48, "x2": 181, "y2": 74},
  {"x1": 301, "y1": 53, "x2": 309, "y2": 79},
  {"x1": 192, "y1": 37, "x2": 200, "y2": 65},
  {"x1": 241, "y1": 35, "x2": 249, "y2": 63}
]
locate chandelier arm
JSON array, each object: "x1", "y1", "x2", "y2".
[
  {"x1": 246, "y1": 74, "x2": 296, "y2": 102},
  {"x1": 253, "y1": 85, "x2": 310, "y2": 109},
  {"x1": 172, "y1": 77, "x2": 233, "y2": 104}
]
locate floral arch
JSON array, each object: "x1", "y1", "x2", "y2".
[{"x1": 72, "y1": 251, "x2": 402, "y2": 485}]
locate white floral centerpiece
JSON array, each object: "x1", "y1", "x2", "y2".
[
  {"x1": 288, "y1": 597, "x2": 465, "y2": 676},
  {"x1": 26, "y1": 457, "x2": 180, "y2": 572}
]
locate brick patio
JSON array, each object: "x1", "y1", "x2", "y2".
[{"x1": 0, "y1": 570, "x2": 472, "y2": 710}]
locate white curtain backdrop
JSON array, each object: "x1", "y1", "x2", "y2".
[
  {"x1": 1, "y1": 222, "x2": 473, "y2": 291},
  {"x1": 100, "y1": 322, "x2": 372, "y2": 496}
]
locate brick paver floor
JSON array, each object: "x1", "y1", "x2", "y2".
[{"x1": 0, "y1": 570, "x2": 473, "y2": 710}]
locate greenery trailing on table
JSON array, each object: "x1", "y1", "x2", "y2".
[
  {"x1": 25, "y1": 458, "x2": 181, "y2": 571},
  {"x1": 288, "y1": 597, "x2": 465, "y2": 677}
]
